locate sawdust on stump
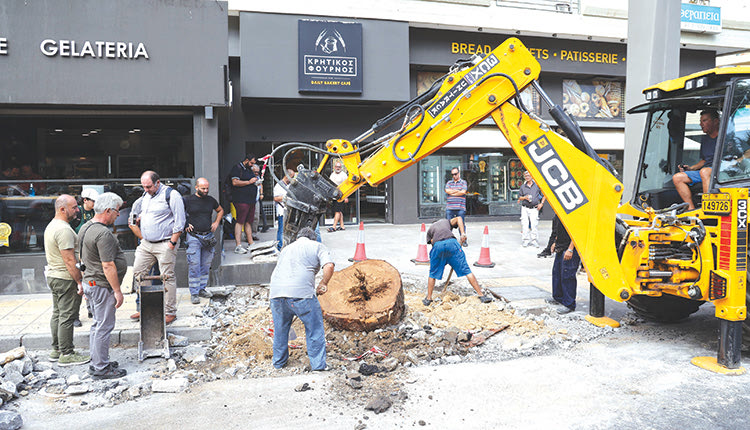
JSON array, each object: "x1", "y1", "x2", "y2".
[{"x1": 318, "y1": 259, "x2": 405, "y2": 332}]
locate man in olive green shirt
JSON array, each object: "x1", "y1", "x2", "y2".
[{"x1": 44, "y1": 194, "x2": 90, "y2": 366}]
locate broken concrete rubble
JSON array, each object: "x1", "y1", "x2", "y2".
[{"x1": 0, "y1": 410, "x2": 23, "y2": 430}]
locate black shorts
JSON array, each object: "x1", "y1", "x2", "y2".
[{"x1": 332, "y1": 200, "x2": 346, "y2": 213}]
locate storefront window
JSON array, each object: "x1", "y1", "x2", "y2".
[
  {"x1": 562, "y1": 78, "x2": 624, "y2": 120},
  {"x1": 418, "y1": 152, "x2": 529, "y2": 217},
  {"x1": 0, "y1": 115, "x2": 194, "y2": 254}
]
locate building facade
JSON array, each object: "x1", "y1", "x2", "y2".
[{"x1": 0, "y1": 0, "x2": 228, "y2": 293}]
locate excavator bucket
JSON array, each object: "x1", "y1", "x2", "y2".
[{"x1": 281, "y1": 166, "x2": 342, "y2": 247}]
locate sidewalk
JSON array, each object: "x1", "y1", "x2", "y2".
[
  {"x1": 0, "y1": 286, "x2": 211, "y2": 352},
  {"x1": 0, "y1": 220, "x2": 624, "y2": 352}
]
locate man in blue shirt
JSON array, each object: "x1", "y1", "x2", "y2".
[
  {"x1": 672, "y1": 109, "x2": 720, "y2": 210},
  {"x1": 129, "y1": 171, "x2": 186, "y2": 324}
]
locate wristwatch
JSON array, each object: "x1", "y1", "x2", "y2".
[{"x1": 169, "y1": 240, "x2": 177, "y2": 246}]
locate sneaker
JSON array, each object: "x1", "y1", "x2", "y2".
[
  {"x1": 89, "y1": 361, "x2": 118, "y2": 374},
  {"x1": 252, "y1": 235, "x2": 260, "y2": 241},
  {"x1": 422, "y1": 297, "x2": 433, "y2": 306},
  {"x1": 234, "y1": 246, "x2": 247, "y2": 254},
  {"x1": 545, "y1": 298, "x2": 561, "y2": 305},
  {"x1": 191, "y1": 294, "x2": 200, "y2": 304},
  {"x1": 58, "y1": 352, "x2": 91, "y2": 367},
  {"x1": 49, "y1": 350, "x2": 60, "y2": 361},
  {"x1": 479, "y1": 295, "x2": 493, "y2": 303},
  {"x1": 537, "y1": 250, "x2": 552, "y2": 258},
  {"x1": 557, "y1": 306, "x2": 575, "y2": 315},
  {"x1": 198, "y1": 289, "x2": 213, "y2": 299},
  {"x1": 73, "y1": 319, "x2": 82, "y2": 328},
  {"x1": 92, "y1": 363, "x2": 127, "y2": 380}
]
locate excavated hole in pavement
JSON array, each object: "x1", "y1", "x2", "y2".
[{"x1": 2, "y1": 276, "x2": 622, "y2": 416}]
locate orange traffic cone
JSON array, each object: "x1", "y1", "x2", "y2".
[
  {"x1": 349, "y1": 221, "x2": 368, "y2": 262},
  {"x1": 410, "y1": 223, "x2": 430, "y2": 265},
  {"x1": 473, "y1": 226, "x2": 496, "y2": 268}
]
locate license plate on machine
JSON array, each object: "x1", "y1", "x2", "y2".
[{"x1": 702, "y1": 193, "x2": 731, "y2": 215}]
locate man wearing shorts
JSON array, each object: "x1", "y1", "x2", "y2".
[
  {"x1": 422, "y1": 217, "x2": 492, "y2": 306},
  {"x1": 230, "y1": 154, "x2": 258, "y2": 253},
  {"x1": 672, "y1": 109, "x2": 720, "y2": 210}
]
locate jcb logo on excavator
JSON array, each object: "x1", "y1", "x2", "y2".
[{"x1": 525, "y1": 136, "x2": 588, "y2": 214}]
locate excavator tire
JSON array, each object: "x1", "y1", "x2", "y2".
[{"x1": 626, "y1": 294, "x2": 703, "y2": 323}]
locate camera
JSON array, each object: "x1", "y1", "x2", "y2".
[{"x1": 75, "y1": 261, "x2": 86, "y2": 272}]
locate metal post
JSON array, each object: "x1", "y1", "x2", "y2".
[
  {"x1": 718, "y1": 320, "x2": 743, "y2": 369},
  {"x1": 589, "y1": 283, "x2": 605, "y2": 318}
]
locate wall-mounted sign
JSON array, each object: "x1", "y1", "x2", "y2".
[
  {"x1": 681, "y1": 3, "x2": 721, "y2": 34},
  {"x1": 298, "y1": 20, "x2": 362, "y2": 94}
]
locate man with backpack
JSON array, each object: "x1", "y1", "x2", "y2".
[{"x1": 129, "y1": 170, "x2": 185, "y2": 324}]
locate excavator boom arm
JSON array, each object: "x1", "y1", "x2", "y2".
[{"x1": 284, "y1": 38, "x2": 630, "y2": 301}]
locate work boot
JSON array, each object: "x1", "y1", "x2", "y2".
[
  {"x1": 191, "y1": 295, "x2": 200, "y2": 304},
  {"x1": 89, "y1": 361, "x2": 118, "y2": 374},
  {"x1": 537, "y1": 249, "x2": 552, "y2": 258},
  {"x1": 58, "y1": 352, "x2": 91, "y2": 367},
  {"x1": 92, "y1": 363, "x2": 127, "y2": 380},
  {"x1": 198, "y1": 289, "x2": 213, "y2": 299}
]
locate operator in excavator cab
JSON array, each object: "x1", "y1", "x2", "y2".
[{"x1": 671, "y1": 109, "x2": 720, "y2": 210}]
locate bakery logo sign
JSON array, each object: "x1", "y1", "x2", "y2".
[{"x1": 299, "y1": 20, "x2": 362, "y2": 94}]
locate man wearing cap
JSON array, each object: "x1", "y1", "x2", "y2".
[
  {"x1": 70, "y1": 188, "x2": 99, "y2": 326},
  {"x1": 229, "y1": 154, "x2": 258, "y2": 253},
  {"x1": 71, "y1": 188, "x2": 99, "y2": 234}
]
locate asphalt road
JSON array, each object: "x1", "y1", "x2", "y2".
[{"x1": 19, "y1": 305, "x2": 750, "y2": 430}]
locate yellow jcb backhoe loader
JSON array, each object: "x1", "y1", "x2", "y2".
[{"x1": 271, "y1": 38, "x2": 750, "y2": 374}]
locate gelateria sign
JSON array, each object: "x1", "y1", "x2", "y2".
[
  {"x1": 40, "y1": 39, "x2": 149, "y2": 59},
  {"x1": 0, "y1": 37, "x2": 149, "y2": 59}
]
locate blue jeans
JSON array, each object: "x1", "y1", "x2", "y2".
[
  {"x1": 446, "y1": 209, "x2": 466, "y2": 224},
  {"x1": 276, "y1": 215, "x2": 284, "y2": 250},
  {"x1": 270, "y1": 297, "x2": 326, "y2": 370},
  {"x1": 552, "y1": 249, "x2": 580, "y2": 310},
  {"x1": 186, "y1": 233, "x2": 214, "y2": 296}
]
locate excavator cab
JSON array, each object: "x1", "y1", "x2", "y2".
[{"x1": 630, "y1": 71, "x2": 750, "y2": 212}]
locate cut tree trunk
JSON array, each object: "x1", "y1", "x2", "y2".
[{"x1": 318, "y1": 259, "x2": 404, "y2": 332}]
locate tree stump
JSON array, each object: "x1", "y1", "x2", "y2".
[{"x1": 318, "y1": 259, "x2": 404, "y2": 332}]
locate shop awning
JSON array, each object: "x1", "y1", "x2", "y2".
[{"x1": 445, "y1": 127, "x2": 624, "y2": 151}]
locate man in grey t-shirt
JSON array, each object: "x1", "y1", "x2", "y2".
[
  {"x1": 80, "y1": 192, "x2": 127, "y2": 379},
  {"x1": 269, "y1": 227, "x2": 334, "y2": 371}
]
